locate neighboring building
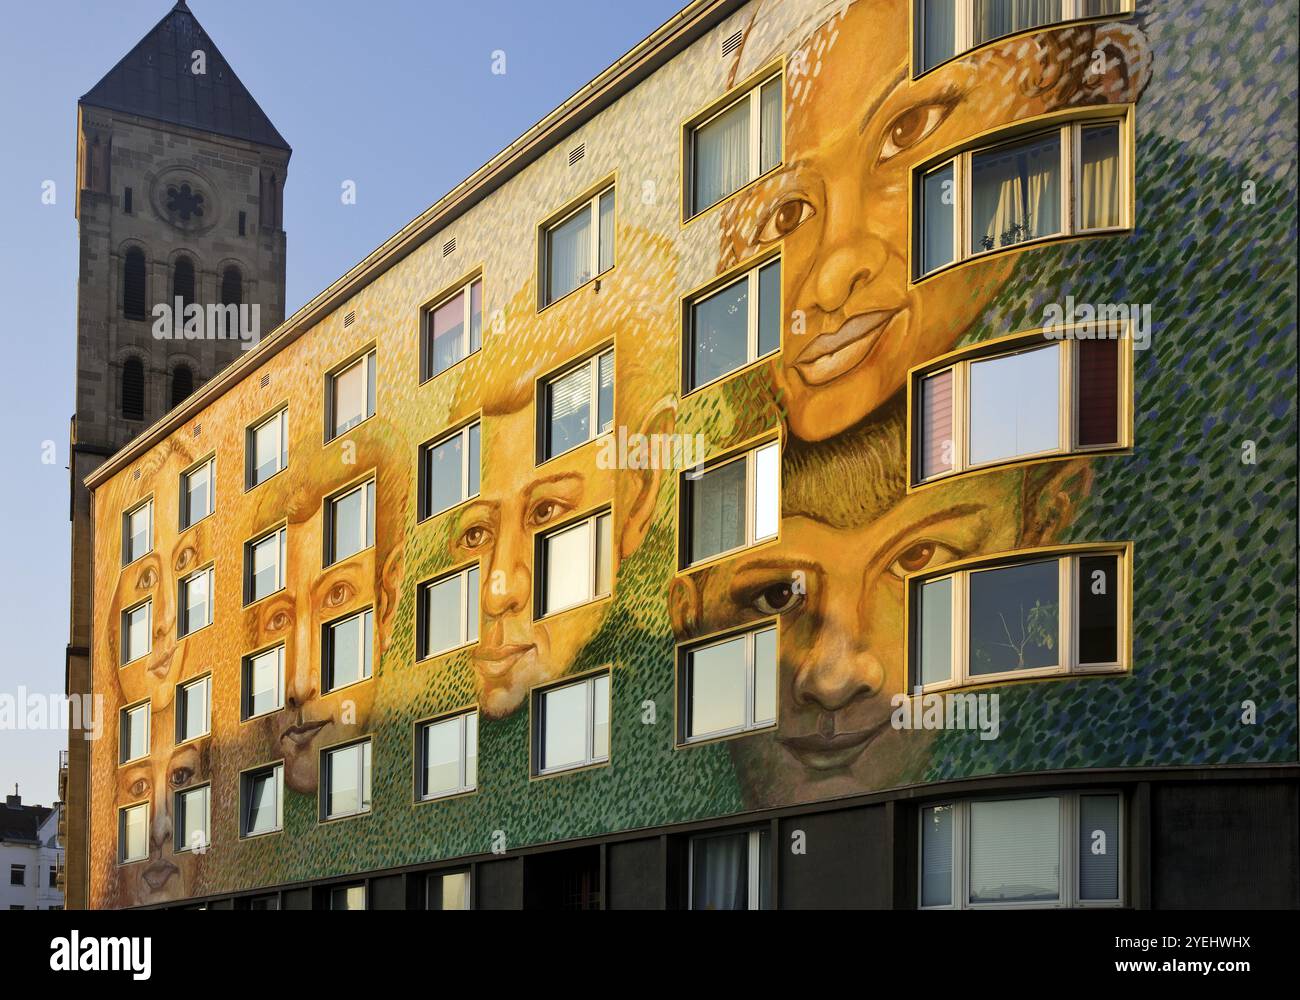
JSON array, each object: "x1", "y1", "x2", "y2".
[
  {"x1": 82, "y1": 0, "x2": 1297, "y2": 910},
  {"x1": 63, "y1": 1, "x2": 290, "y2": 908},
  {"x1": 1, "y1": 792, "x2": 64, "y2": 911}
]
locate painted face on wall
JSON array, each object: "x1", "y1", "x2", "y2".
[{"x1": 720, "y1": 2, "x2": 1150, "y2": 441}]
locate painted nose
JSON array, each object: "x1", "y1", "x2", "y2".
[{"x1": 791, "y1": 626, "x2": 885, "y2": 713}]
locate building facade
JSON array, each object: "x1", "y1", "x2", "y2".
[
  {"x1": 83, "y1": 0, "x2": 1297, "y2": 910},
  {"x1": 64, "y1": 0, "x2": 290, "y2": 908},
  {"x1": 1, "y1": 794, "x2": 64, "y2": 911}
]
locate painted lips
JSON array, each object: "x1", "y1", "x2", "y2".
[
  {"x1": 142, "y1": 859, "x2": 179, "y2": 893},
  {"x1": 280, "y1": 719, "x2": 327, "y2": 748},
  {"x1": 474, "y1": 643, "x2": 537, "y2": 678},
  {"x1": 794, "y1": 308, "x2": 905, "y2": 386},
  {"x1": 778, "y1": 715, "x2": 893, "y2": 770}
]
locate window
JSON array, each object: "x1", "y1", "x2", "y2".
[
  {"x1": 920, "y1": 792, "x2": 1123, "y2": 908},
  {"x1": 240, "y1": 763, "x2": 284, "y2": 837},
  {"x1": 541, "y1": 186, "x2": 614, "y2": 306},
  {"x1": 121, "y1": 356, "x2": 145, "y2": 420},
  {"x1": 417, "y1": 710, "x2": 478, "y2": 800},
  {"x1": 245, "y1": 526, "x2": 287, "y2": 604},
  {"x1": 171, "y1": 364, "x2": 194, "y2": 408},
  {"x1": 9, "y1": 865, "x2": 24, "y2": 887},
  {"x1": 417, "y1": 566, "x2": 479, "y2": 659},
  {"x1": 174, "y1": 784, "x2": 210, "y2": 854},
  {"x1": 540, "y1": 349, "x2": 614, "y2": 460},
  {"x1": 422, "y1": 277, "x2": 482, "y2": 380},
  {"x1": 247, "y1": 894, "x2": 279, "y2": 910},
  {"x1": 178, "y1": 566, "x2": 213, "y2": 637},
  {"x1": 419, "y1": 422, "x2": 480, "y2": 519},
  {"x1": 690, "y1": 829, "x2": 770, "y2": 910},
  {"x1": 123, "y1": 499, "x2": 152, "y2": 564},
  {"x1": 180, "y1": 457, "x2": 215, "y2": 529},
  {"x1": 221, "y1": 265, "x2": 242, "y2": 307},
  {"x1": 330, "y1": 885, "x2": 367, "y2": 910},
  {"x1": 238, "y1": 211, "x2": 247, "y2": 237},
  {"x1": 327, "y1": 351, "x2": 376, "y2": 440},
  {"x1": 915, "y1": 1, "x2": 1131, "y2": 74},
  {"x1": 910, "y1": 547, "x2": 1127, "y2": 691},
  {"x1": 173, "y1": 255, "x2": 195, "y2": 311},
  {"x1": 536, "y1": 510, "x2": 612, "y2": 616},
  {"x1": 323, "y1": 740, "x2": 372, "y2": 820},
  {"x1": 118, "y1": 803, "x2": 148, "y2": 864},
  {"x1": 242, "y1": 645, "x2": 285, "y2": 720},
  {"x1": 176, "y1": 676, "x2": 210, "y2": 743},
  {"x1": 326, "y1": 479, "x2": 374, "y2": 565},
  {"x1": 679, "y1": 624, "x2": 777, "y2": 743},
  {"x1": 915, "y1": 118, "x2": 1127, "y2": 277},
  {"x1": 682, "y1": 441, "x2": 779, "y2": 566},
  {"x1": 121, "y1": 600, "x2": 152, "y2": 664},
  {"x1": 913, "y1": 336, "x2": 1125, "y2": 483},
  {"x1": 686, "y1": 257, "x2": 781, "y2": 391},
  {"x1": 687, "y1": 73, "x2": 782, "y2": 218},
  {"x1": 532, "y1": 672, "x2": 609, "y2": 775},
  {"x1": 124, "y1": 187, "x2": 134, "y2": 214},
  {"x1": 123, "y1": 247, "x2": 147, "y2": 319},
  {"x1": 324, "y1": 609, "x2": 373, "y2": 692},
  {"x1": 427, "y1": 871, "x2": 472, "y2": 910},
  {"x1": 119, "y1": 702, "x2": 150, "y2": 763},
  {"x1": 247, "y1": 408, "x2": 288, "y2": 487}
]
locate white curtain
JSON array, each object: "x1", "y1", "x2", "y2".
[
  {"x1": 690, "y1": 459, "x2": 745, "y2": 562},
  {"x1": 971, "y1": 134, "x2": 1060, "y2": 252},
  {"x1": 598, "y1": 192, "x2": 615, "y2": 274},
  {"x1": 759, "y1": 79, "x2": 782, "y2": 173},
  {"x1": 693, "y1": 99, "x2": 749, "y2": 213},
  {"x1": 693, "y1": 834, "x2": 747, "y2": 910},
  {"x1": 1080, "y1": 125, "x2": 1121, "y2": 229},
  {"x1": 546, "y1": 210, "x2": 591, "y2": 302},
  {"x1": 972, "y1": 0, "x2": 1063, "y2": 46},
  {"x1": 920, "y1": 0, "x2": 957, "y2": 70}
]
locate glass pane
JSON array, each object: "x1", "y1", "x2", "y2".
[
  {"x1": 919, "y1": 577, "x2": 954, "y2": 685},
  {"x1": 598, "y1": 191, "x2": 615, "y2": 274},
  {"x1": 759, "y1": 79, "x2": 782, "y2": 174},
  {"x1": 332, "y1": 886, "x2": 365, "y2": 910},
  {"x1": 252, "y1": 415, "x2": 282, "y2": 484},
  {"x1": 430, "y1": 289, "x2": 466, "y2": 377},
  {"x1": 126, "y1": 605, "x2": 150, "y2": 659},
  {"x1": 331, "y1": 485, "x2": 368, "y2": 560},
  {"x1": 968, "y1": 561, "x2": 1059, "y2": 675},
  {"x1": 1079, "y1": 123, "x2": 1121, "y2": 230},
  {"x1": 968, "y1": 346, "x2": 1061, "y2": 464},
  {"x1": 466, "y1": 423, "x2": 481, "y2": 497},
  {"x1": 971, "y1": 0, "x2": 1063, "y2": 48},
  {"x1": 1076, "y1": 338, "x2": 1120, "y2": 447},
  {"x1": 545, "y1": 520, "x2": 591, "y2": 612},
  {"x1": 921, "y1": 805, "x2": 954, "y2": 906},
  {"x1": 424, "y1": 574, "x2": 464, "y2": 655},
  {"x1": 328, "y1": 745, "x2": 360, "y2": 816},
  {"x1": 127, "y1": 505, "x2": 150, "y2": 560},
  {"x1": 919, "y1": 0, "x2": 957, "y2": 71},
  {"x1": 251, "y1": 532, "x2": 281, "y2": 600},
  {"x1": 752, "y1": 628, "x2": 776, "y2": 725},
  {"x1": 361, "y1": 741, "x2": 372, "y2": 810},
  {"x1": 921, "y1": 163, "x2": 955, "y2": 274},
  {"x1": 180, "y1": 787, "x2": 207, "y2": 850},
  {"x1": 249, "y1": 648, "x2": 282, "y2": 717},
  {"x1": 329, "y1": 613, "x2": 370, "y2": 688},
  {"x1": 185, "y1": 462, "x2": 211, "y2": 523},
  {"x1": 126, "y1": 707, "x2": 147, "y2": 761},
  {"x1": 469, "y1": 280, "x2": 482, "y2": 353},
  {"x1": 542, "y1": 681, "x2": 588, "y2": 770},
  {"x1": 592, "y1": 675, "x2": 610, "y2": 760},
  {"x1": 1080, "y1": 0, "x2": 1124, "y2": 14},
  {"x1": 594, "y1": 513, "x2": 612, "y2": 597},
  {"x1": 426, "y1": 432, "x2": 465, "y2": 516},
  {"x1": 971, "y1": 131, "x2": 1061, "y2": 252},
  {"x1": 753, "y1": 444, "x2": 779, "y2": 541},
  {"x1": 688, "y1": 636, "x2": 746, "y2": 738},
  {"x1": 597, "y1": 351, "x2": 614, "y2": 434},
  {"x1": 691, "y1": 832, "x2": 748, "y2": 910},
  {"x1": 440, "y1": 872, "x2": 471, "y2": 910},
  {"x1": 546, "y1": 208, "x2": 592, "y2": 303},
  {"x1": 546, "y1": 363, "x2": 591, "y2": 456},
  {"x1": 333, "y1": 359, "x2": 367, "y2": 435},
  {"x1": 1078, "y1": 795, "x2": 1121, "y2": 901},
  {"x1": 124, "y1": 806, "x2": 147, "y2": 861},
  {"x1": 969, "y1": 797, "x2": 1060, "y2": 904},
  {"x1": 182, "y1": 680, "x2": 207, "y2": 739},
  {"x1": 919, "y1": 369, "x2": 955, "y2": 478},
  {"x1": 246, "y1": 771, "x2": 278, "y2": 835},
  {"x1": 423, "y1": 718, "x2": 463, "y2": 796},
  {"x1": 693, "y1": 98, "x2": 750, "y2": 215},
  {"x1": 689, "y1": 457, "x2": 746, "y2": 563},
  {"x1": 1078, "y1": 555, "x2": 1119, "y2": 664},
  {"x1": 184, "y1": 571, "x2": 210, "y2": 632},
  {"x1": 464, "y1": 712, "x2": 478, "y2": 788},
  {"x1": 757, "y1": 260, "x2": 781, "y2": 357},
  {"x1": 691, "y1": 275, "x2": 748, "y2": 389}
]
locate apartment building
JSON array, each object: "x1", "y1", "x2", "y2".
[{"x1": 1, "y1": 794, "x2": 64, "y2": 911}]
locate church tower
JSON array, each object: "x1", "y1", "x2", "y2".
[{"x1": 63, "y1": 0, "x2": 290, "y2": 908}]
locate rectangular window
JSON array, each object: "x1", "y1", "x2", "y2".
[
  {"x1": 418, "y1": 710, "x2": 478, "y2": 800},
  {"x1": 238, "y1": 210, "x2": 246, "y2": 236},
  {"x1": 327, "y1": 351, "x2": 376, "y2": 440},
  {"x1": 323, "y1": 740, "x2": 372, "y2": 820},
  {"x1": 541, "y1": 187, "x2": 615, "y2": 306},
  {"x1": 118, "y1": 804, "x2": 148, "y2": 864},
  {"x1": 687, "y1": 73, "x2": 782, "y2": 217},
  {"x1": 679, "y1": 624, "x2": 777, "y2": 743},
  {"x1": 537, "y1": 510, "x2": 612, "y2": 616},
  {"x1": 540, "y1": 349, "x2": 614, "y2": 460},
  {"x1": 247, "y1": 408, "x2": 288, "y2": 488},
  {"x1": 330, "y1": 885, "x2": 367, "y2": 910},
  {"x1": 124, "y1": 187, "x2": 133, "y2": 214},
  {"x1": 427, "y1": 871, "x2": 472, "y2": 910},
  {"x1": 245, "y1": 526, "x2": 287, "y2": 604},
  {"x1": 178, "y1": 566, "x2": 213, "y2": 637},
  {"x1": 686, "y1": 257, "x2": 781, "y2": 390},
  {"x1": 532, "y1": 672, "x2": 610, "y2": 775},
  {"x1": 242, "y1": 645, "x2": 285, "y2": 720},
  {"x1": 913, "y1": 337, "x2": 1124, "y2": 483},
  {"x1": 122, "y1": 600, "x2": 152, "y2": 663},
  {"x1": 180, "y1": 457, "x2": 215, "y2": 529},
  {"x1": 909, "y1": 548, "x2": 1126, "y2": 690},
  {"x1": 914, "y1": 118, "x2": 1127, "y2": 278},
  {"x1": 326, "y1": 479, "x2": 375, "y2": 565},
  {"x1": 241, "y1": 763, "x2": 284, "y2": 837},
  {"x1": 690, "y1": 829, "x2": 770, "y2": 910},
  {"x1": 7, "y1": 865, "x2": 23, "y2": 887},
  {"x1": 174, "y1": 784, "x2": 210, "y2": 854},
  {"x1": 123, "y1": 499, "x2": 153, "y2": 564},
  {"x1": 683, "y1": 441, "x2": 779, "y2": 566},
  {"x1": 417, "y1": 566, "x2": 479, "y2": 659},
  {"x1": 324, "y1": 609, "x2": 373, "y2": 692},
  {"x1": 176, "y1": 675, "x2": 210, "y2": 743},
  {"x1": 247, "y1": 895, "x2": 279, "y2": 910},
  {"x1": 119, "y1": 702, "x2": 149, "y2": 764},
  {"x1": 920, "y1": 792, "x2": 1123, "y2": 908},
  {"x1": 419, "y1": 422, "x2": 480, "y2": 519},
  {"x1": 423, "y1": 277, "x2": 483, "y2": 380}
]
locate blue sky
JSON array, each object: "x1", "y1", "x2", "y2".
[{"x1": 0, "y1": 0, "x2": 686, "y2": 806}]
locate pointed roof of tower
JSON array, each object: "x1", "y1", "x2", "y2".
[{"x1": 80, "y1": 1, "x2": 290, "y2": 152}]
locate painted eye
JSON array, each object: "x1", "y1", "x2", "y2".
[
  {"x1": 137, "y1": 567, "x2": 157, "y2": 590},
  {"x1": 267, "y1": 609, "x2": 291, "y2": 633},
  {"x1": 174, "y1": 547, "x2": 197, "y2": 573},
  {"x1": 169, "y1": 767, "x2": 193, "y2": 788},
  {"x1": 527, "y1": 499, "x2": 570, "y2": 527},
  {"x1": 750, "y1": 580, "x2": 805, "y2": 616},
  {"x1": 756, "y1": 197, "x2": 815, "y2": 243},
  {"x1": 879, "y1": 103, "x2": 951, "y2": 161},
  {"x1": 129, "y1": 779, "x2": 149, "y2": 798},
  {"x1": 887, "y1": 539, "x2": 961, "y2": 579},
  {"x1": 459, "y1": 524, "x2": 492, "y2": 550},
  {"x1": 323, "y1": 582, "x2": 354, "y2": 608}
]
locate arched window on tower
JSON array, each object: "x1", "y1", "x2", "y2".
[
  {"x1": 121, "y1": 357, "x2": 145, "y2": 421},
  {"x1": 221, "y1": 265, "x2": 243, "y2": 308},
  {"x1": 123, "y1": 248, "x2": 147, "y2": 320},
  {"x1": 173, "y1": 255, "x2": 195, "y2": 311},
  {"x1": 171, "y1": 364, "x2": 195, "y2": 408}
]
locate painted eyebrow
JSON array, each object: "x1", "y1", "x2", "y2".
[
  {"x1": 858, "y1": 68, "x2": 909, "y2": 134},
  {"x1": 524, "y1": 472, "x2": 585, "y2": 501},
  {"x1": 877, "y1": 504, "x2": 988, "y2": 562}
]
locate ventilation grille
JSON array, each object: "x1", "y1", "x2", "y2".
[
  {"x1": 568, "y1": 144, "x2": 585, "y2": 167},
  {"x1": 443, "y1": 238, "x2": 456, "y2": 257},
  {"x1": 722, "y1": 29, "x2": 744, "y2": 57},
  {"x1": 132, "y1": 469, "x2": 141, "y2": 482},
  {"x1": 192, "y1": 424, "x2": 202, "y2": 438},
  {"x1": 259, "y1": 373, "x2": 271, "y2": 389},
  {"x1": 343, "y1": 311, "x2": 355, "y2": 328}
]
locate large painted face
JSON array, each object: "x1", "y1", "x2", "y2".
[{"x1": 720, "y1": 2, "x2": 1149, "y2": 440}]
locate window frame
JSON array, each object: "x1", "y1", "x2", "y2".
[
  {"x1": 320, "y1": 738, "x2": 373, "y2": 822},
  {"x1": 245, "y1": 406, "x2": 289, "y2": 489},
  {"x1": 682, "y1": 253, "x2": 782, "y2": 394},
  {"x1": 241, "y1": 644, "x2": 286, "y2": 721},
  {"x1": 329, "y1": 884, "x2": 368, "y2": 910},
  {"x1": 118, "y1": 699, "x2": 150, "y2": 765},
  {"x1": 117, "y1": 802, "x2": 149, "y2": 865},
  {"x1": 530, "y1": 669, "x2": 611, "y2": 777},
  {"x1": 239, "y1": 761, "x2": 285, "y2": 839},
  {"x1": 324, "y1": 476, "x2": 376, "y2": 566},
  {"x1": 177, "y1": 564, "x2": 214, "y2": 638},
  {"x1": 677, "y1": 621, "x2": 779, "y2": 746},
  {"x1": 173, "y1": 782, "x2": 211, "y2": 856},
  {"x1": 420, "y1": 274, "x2": 484, "y2": 382},
  {"x1": 322, "y1": 607, "x2": 374, "y2": 694},
  {"x1": 538, "y1": 183, "x2": 616, "y2": 310},
  {"x1": 122, "y1": 497, "x2": 153, "y2": 566},
  {"x1": 416, "y1": 564, "x2": 480, "y2": 660},
  {"x1": 679, "y1": 437, "x2": 781, "y2": 569},
  {"x1": 426, "y1": 870, "x2": 473, "y2": 910},
  {"x1": 534, "y1": 507, "x2": 613, "y2": 618},
  {"x1": 687, "y1": 828, "x2": 770, "y2": 910},
  {"x1": 324, "y1": 349, "x2": 377, "y2": 443},
  {"x1": 174, "y1": 674, "x2": 211, "y2": 745},
  {"x1": 179, "y1": 455, "x2": 216, "y2": 530},
  {"x1": 121, "y1": 598, "x2": 152, "y2": 664},
  {"x1": 244, "y1": 524, "x2": 288, "y2": 605},
  {"x1": 415, "y1": 708, "x2": 479, "y2": 801},
  {"x1": 683, "y1": 67, "x2": 784, "y2": 221},
  {"x1": 418, "y1": 420, "x2": 481, "y2": 521},
  {"x1": 537, "y1": 346, "x2": 615, "y2": 463}
]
